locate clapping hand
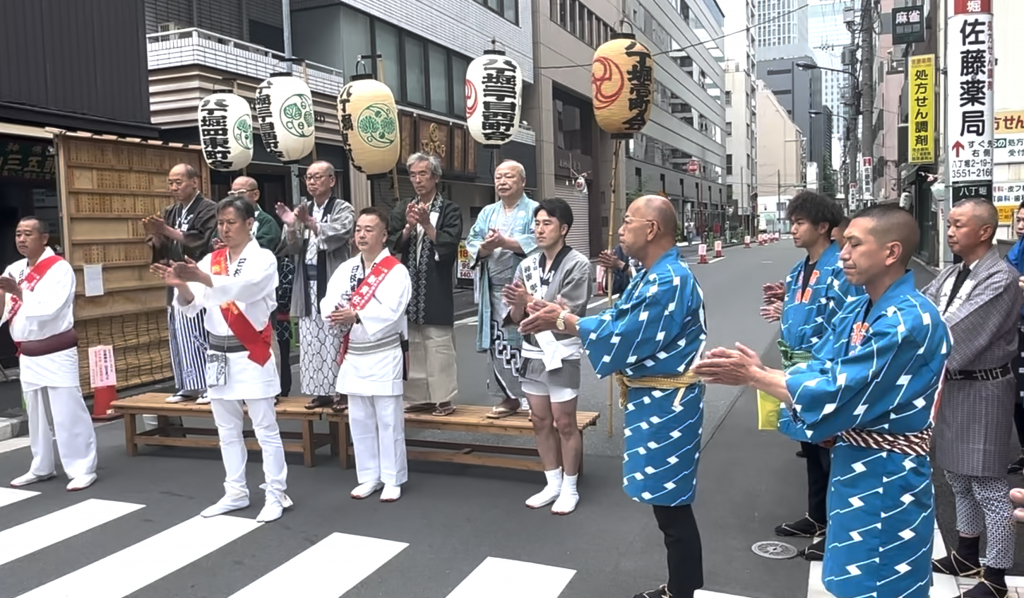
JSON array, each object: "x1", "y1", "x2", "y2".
[
  {"x1": 275, "y1": 202, "x2": 296, "y2": 226},
  {"x1": 759, "y1": 301, "x2": 782, "y2": 322},
  {"x1": 502, "y1": 280, "x2": 531, "y2": 313},
  {"x1": 150, "y1": 262, "x2": 187, "y2": 287},
  {"x1": 0, "y1": 276, "x2": 20, "y2": 297},
  {"x1": 170, "y1": 258, "x2": 205, "y2": 284},
  {"x1": 328, "y1": 305, "x2": 357, "y2": 326},
  {"x1": 692, "y1": 343, "x2": 764, "y2": 386},
  {"x1": 405, "y1": 202, "x2": 421, "y2": 228},
  {"x1": 481, "y1": 228, "x2": 507, "y2": 252},
  {"x1": 143, "y1": 216, "x2": 170, "y2": 237},
  {"x1": 597, "y1": 250, "x2": 625, "y2": 271},
  {"x1": 762, "y1": 281, "x2": 785, "y2": 304},
  {"x1": 1010, "y1": 488, "x2": 1024, "y2": 522},
  {"x1": 518, "y1": 297, "x2": 567, "y2": 335}
]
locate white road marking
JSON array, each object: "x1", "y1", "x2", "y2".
[
  {"x1": 0, "y1": 437, "x2": 31, "y2": 455},
  {"x1": 16, "y1": 514, "x2": 260, "y2": 598},
  {"x1": 228, "y1": 532, "x2": 407, "y2": 598},
  {"x1": 445, "y1": 557, "x2": 575, "y2": 598},
  {"x1": 0, "y1": 499, "x2": 144, "y2": 567},
  {"x1": 0, "y1": 487, "x2": 38, "y2": 509}
]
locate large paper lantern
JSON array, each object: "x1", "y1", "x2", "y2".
[
  {"x1": 254, "y1": 73, "x2": 316, "y2": 164},
  {"x1": 592, "y1": 33, "x2": 654, "y2": 139},
  {"x1": 465, "y1": 49, "x2": 522, "y2": 148},
  {"x1": 197, "y1": 92, "x2": 253, "y2": 171},
  {"x1": 336, "y1": 74, "x2": 401, "y2": 177}
]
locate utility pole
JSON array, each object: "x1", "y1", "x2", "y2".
[
  {"x1": 281, "y1": 0, "x2": 302, "y2": 207},
  {"x1": 859, "y1": 0, "x2": 875, "y2": 205}
]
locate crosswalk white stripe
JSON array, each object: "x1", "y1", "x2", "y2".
[
  {"x1": 16, "y1": 514, "x2": 261, "y2": 598},
  {"x1": 444, "y1": 557, "x2": 575, "y2": 598},
  {"x1": 0, "y1": 487, "x2": 38, "y2": 509},
  {"x1": 0, "y1": 499, "x2": 144, "y2": 567},
  {"x1": 227, "y1": 532, "x2": 408, "y2": 598}
]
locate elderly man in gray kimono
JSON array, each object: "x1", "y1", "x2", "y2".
[
  {"x1": 503, "y1": 198, "x2": 592, "y2": 515},
  {"x1": 465, "y1": 160, "x2": 539, "y2": 418},
  {"x1": 276, "y1": 161, "x2": 355, "y2": 413},
  {"x1": 923, "y1": 198, "x2": 1021, "y2": 598}
]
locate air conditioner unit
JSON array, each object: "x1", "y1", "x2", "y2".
[{"x1": 158, "y1": 22, "x2": 182, "y2": 33}]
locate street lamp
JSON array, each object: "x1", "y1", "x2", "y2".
[{"x1": 796, "y1": 62, "x2": 857, "y2": 80}]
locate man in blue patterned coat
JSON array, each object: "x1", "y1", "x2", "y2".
[
  {"x1": 697, "y1": 205, "x2": 950, "y2": 598},
  {"x1": 520, "y1": 195, "x2": 707, "y2": 598}
]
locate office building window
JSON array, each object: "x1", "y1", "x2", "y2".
[
  {"x1": 726, "y1": 154, "x2": 733, "y2": 175},
  {"x1": 725, "y1": 122, "x2": 732, "y2": 136},
  {"x1": 428, "y1": 43, "x2": 449, "y2": 113},
  {"x1": 451, "y1": 55, "x2": 468, "y2": 117},
  {"x1": 374, "y1": 22, "x2": 402, "y2": 98},
  {"x1": 551, "y1": 0, "x2": 612, "y2": 49},
  {"x1": 471, "y1": 0, "x2": 517, "y2": 23},
  {"x1": 404, "y1": 37, "x2": 426, "y2": 106},
  {"x1": 724, "y1": 91, "x2": 732, "y2": 106}
]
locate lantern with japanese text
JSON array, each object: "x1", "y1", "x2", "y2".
[
  {"x1": 465, "y1": 48, "x2": 522, "y2": 148},
  {"x1": 197, "y1": 92, "x2": 253, "y2": 171},
  {"x1": 591, "y1": 33, "x2": 654, "y2": 139},
  {"x1": 337, "y1": 73, "x2": 401, "y2": 177},
  {"x1": 254, "y1": 73, "x2": 316, "y2": 164}
]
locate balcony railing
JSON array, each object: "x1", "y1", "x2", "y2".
[{"x1": 147, "y1": 28, "x2": 345, "y2": 95}]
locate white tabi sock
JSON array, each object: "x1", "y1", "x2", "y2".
[
  {"x1": 201, "y1": 489, "x2": 250, "y2": 518},
  {"x1": 551, "y1": 473, "x2": 579, "y2": 515},
  {"x1": 526, "y1": 468, "x2": 563, "y2": 509}
]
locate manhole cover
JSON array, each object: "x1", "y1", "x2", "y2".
[{"x1": 751, "y1": 540, "x2": 798, "y2": 560}]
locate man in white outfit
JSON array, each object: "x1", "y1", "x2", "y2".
[
  {"x1": 2, "y1": 217, "x2": 98, "y2": 491},
  {"x1": 322, "y1": 207, "x2": 411, "y2": 503},
  {"x1": 152, "y1": 197, "x2": 292, "y2": 522}
]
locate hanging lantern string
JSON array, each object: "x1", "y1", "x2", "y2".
[
  {"x1": 539, "y1": 2, "x2": 808, "y2": 71},
  {"x1": 605, "y1": 138, "x2": 622, "y2": 438},
  {"x1": 488, "y1": 38, "x2": 507, "y2": 54}
]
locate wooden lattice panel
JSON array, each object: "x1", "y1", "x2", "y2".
[
  {"x1": 70, "y1": 242, "x2": 150, "y2": 265},
  {"x1": 75, "y1": 311, "x2": 172, "y2": 392}
]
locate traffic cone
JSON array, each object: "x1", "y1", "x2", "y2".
[
  {"x1": 91, "y1": 385, "x2": 122, "y2": 422},
  {"x1": 714, "y1": 242, "x2": 723, "y2": 258},
  {"x1": 697, "y1": 243, "x2": 709, "y2": 264},
  {"x1": 744, "y1": 236, "x2": 751, "y2": 248}
]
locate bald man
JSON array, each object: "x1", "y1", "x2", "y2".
[
  {"x1": 697, "y1": 205, "x2": 951, "y2": 598},
  {"x1": 212, "y1": 177, "x2": 281, "y2": 251},
  {"x1": 521, "y1": 195, "x2": 708, "y2": 598},
  {"x1": 923, "y1": 198, "x2": 1020, "y2": 596}
]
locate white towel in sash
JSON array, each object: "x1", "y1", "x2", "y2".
[{"x1": 520, "y1": 254, "x2": 583, "y2": 371}]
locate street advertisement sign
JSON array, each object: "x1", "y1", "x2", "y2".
[
  {"x1": 994, "y1": 110, "x2": 1024, "y2": 164},
  {"x1": 947, "y1": 0, "x2": 994, "y2": 184},
  {"x1": 909, "y1": 55, "x2": 935, "y2": 164}
]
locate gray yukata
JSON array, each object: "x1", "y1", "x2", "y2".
[
  {"x1": 465, "y1": 196, "x2": 539, "y2": 403},
  {"x1": 923, "y1": 247, "x2": 1022, "y2": 570}
]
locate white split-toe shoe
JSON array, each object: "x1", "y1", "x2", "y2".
[
  {"x1": 201, "y1": 489, "x2": 250, "y2": 518},
  {"x1": 66, "y1": 473, "x2": 98, "y2": 492},
  {"x1": 10, "y1": 471, "x2": 57, "y2": 488},
  {"x1": 350, "y1": 480, "x2": 384, "y2": 499}
]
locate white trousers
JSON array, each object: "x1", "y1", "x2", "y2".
[
  {"x1": 349, "y1": 394, "x2": 407, "y2": 486},
  {"x1": 25, "y1": 386, "x2": 98, "y2": 479},
  {"x1": 209, "y1": 398, "x2": 287, "y2": 497}
]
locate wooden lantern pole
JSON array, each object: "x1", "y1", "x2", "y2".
[
  {"x1": 300, "y1": 60, "x2": 318, "y2": 163},
  {"x1": 605, "y1": 139, "x2": 622, "y2": 438}
]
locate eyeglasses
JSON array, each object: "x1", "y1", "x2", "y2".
[
  {"x1": 227, "y1": 189, "x2": 256, "y2": 196},
  {"x1": 494, "y1": 173, "x2": 520, "y2": 181},
  {"x1": 409, "y1": 172, "x2": 432, "y2": 180},
  {"x1": 623, "y1": 217, "x2": 658, "y2": 227},
  {"x1": 305, "y1": 173, "x2": 330, "y2": 182}
]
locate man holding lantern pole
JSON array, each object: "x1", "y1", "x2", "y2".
[{"x1": 519, "y1": 195, "x2": 708, "y2": 598}]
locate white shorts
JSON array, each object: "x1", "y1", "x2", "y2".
[{"x1": 520, "y1": 378, "x2": 578, "y2": 403}]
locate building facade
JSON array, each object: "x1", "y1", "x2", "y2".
[
  {"x1": 624, "y1": 0, "x2": 729, "y2": 240},
  {"x1": 724, "y1": 60, "x2": 758, "y2": 234},
  {"x1": 808, "y1": 0, "x2": 855, "y2": 170},
  {"x1": 757, "y1": 56, "x2": 826, "y2": 188},
  {"x1": 756, "y1": 80, "x2": 805, "y2": 232},
  {"x1": 756, "y1": 0, "x2": 814, "y2": 61}
]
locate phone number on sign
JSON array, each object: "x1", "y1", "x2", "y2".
[{"x1": 951, "y1": 168, "x2": 993, "y2": 180}]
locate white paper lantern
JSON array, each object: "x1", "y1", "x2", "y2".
[
  {"x1": 337, "y1": 74, "x2": 401, "y2": 177},
  {"x1": 254, "y1": 73, "x2": 316, "y2": 164},
  {"x1": 465, "y1": 49, "x2": 522, "y2": 148},
  {"x1": 197, "y1": 92, "x2": 253, "y2": 171}
]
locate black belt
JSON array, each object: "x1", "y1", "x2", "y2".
[
  {"x1": 208, "y1": 333, "x2": 248, "y2": 354},
  {"x1": 945, "y1": 363, "x2": 1013, "y2": 381},
  {"x1": 305, "y1": 263, "x2": 318, "y2": 281}
]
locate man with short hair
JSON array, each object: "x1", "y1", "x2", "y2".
[
  {"x1": 152, "y1": 197, "x2": 291, "y2": 522},
  {"x1": 521, "y1": 195, "x2": 707, "y2": 598},
  {"x1": 923, "y1": 198, "x2": 1020, "y2": 598},
  {"x1": 145, "y1": 163, "x2": 218, "y2": 404},
  {"x1": 323, "y1": 207, "x2": 411, "y2": 503},
  {"x1": 768, "y1": 191, "x2": 861, "y2": 562},
  {"x1": 387, "y1": 152, "x2": 463, "y2": 417},
  {"x1": 1003, "y1": 200, "x2": 1024, "y2": 475},
  {"x1": 696, "y1": 205, "x2": 951, "y2": 598},
  {"x1": 504, "y1": 198, "x2": 592, "y2": 515},
  {"x1": 466, "y1": 160, "x2": 539, "y2": 418},
  {"x1": 3, "y1": 218, "x2": 98, "y2": 491},
  {"x1": 213, "y1": 176, "x2": 281, "y2": 251},
  {"x1": 832, "y1": 216, "x2": 850, "y2": 248},
  {"x1": 277, "y1": 161, "x2": 354, "y2": 412}
]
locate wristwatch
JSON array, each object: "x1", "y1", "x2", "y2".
[{"x1": 555, "y1": 309, "x2": 570, "y2": 331}]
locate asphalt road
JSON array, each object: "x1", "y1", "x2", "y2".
[{"x1": 0, "y1": 242, "x2": 1012, "y2": 598}]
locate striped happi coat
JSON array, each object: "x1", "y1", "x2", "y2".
[{"x1": 923, "y1": 246, "x2": 1022, "y2": 477}]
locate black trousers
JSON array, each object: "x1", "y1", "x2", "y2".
[
  {"x1": 802, "y1": 441, "x2": 831, "y2": 524},
  {"x1": 1015, "y1": 328, "x2": 1024, "y2": 449},
  {"x1": 653, "y1": 504, "x2": 704, "y2": 598},
  {"x1": 278, "y1": 334, "x2": 292, "y2": 397}
]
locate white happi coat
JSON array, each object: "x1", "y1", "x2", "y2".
[
  {"x1": 175, "y1": 239, "x2": 280, "y2": 400},
  {"x1": 2, "y1": 247, "x2": 79, "y2": 390},
  {"x1": 321, "y1": 248, "x2": 411, "y2": 397}
]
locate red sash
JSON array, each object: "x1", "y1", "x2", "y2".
[
  {"x1": 7, "y1": 254, "x2": 63, "y2": 356},
  {"x1": 338, "y1": 255, "x2": 400, "y2": 364},
  {"x1": 210, "y1": 248, "x2": 273, "y2": 366}
]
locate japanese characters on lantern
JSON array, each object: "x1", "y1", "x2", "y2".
[
  {"x1": 337, "y1": 74, "x2": 401, "y2": 177},
  {"x1": 197, "y1": 92, "x2": 254, "y2": 171},
  {"x1": 465, "y1": 50, "x2": 523, "y2": 148},
  {"x1": 591, "y1": 33, "x2": 654, "y2": 139},
  {"x1": 255, "y1": 74, "x2": 316, "y2": 164}
]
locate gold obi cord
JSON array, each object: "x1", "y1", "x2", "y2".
[{"x1": 615, "y1": 371, "x2": 703, "y2": 408}]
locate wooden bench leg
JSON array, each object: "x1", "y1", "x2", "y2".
[
  {"x1": 300, "y1": 420, "x2": 315, "y2": 468},
  {"x1": 329, "y1": 422, "x2": 339, "y2": 457},
  {"x1": 124, "y1": 413, "x2": 138, "y2": 457}
]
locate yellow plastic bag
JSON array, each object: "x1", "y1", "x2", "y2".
[{"x1": 757, "y1": 390, "x2": 782, "y2": 431}]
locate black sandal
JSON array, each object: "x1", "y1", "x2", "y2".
[
  {"x1": 331, "y1": 394, "x2": 348, "y2": 413},
  {"x1": 304, "y1": 395, "x2": 332, "y2": 410}
]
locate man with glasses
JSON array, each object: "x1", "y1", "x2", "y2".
[
  {"x1": 144, "y1": 164, "x2": 217, "y2": 404},
  {"x1": 387, "y1": 152, "x2": 463, "y2": 417},
  {"x1": 277, "y1": 161, "x2": 354, "y2": 413},
  {"x1": 465, "y1": 160, "x2": 538, "y2": 419}
]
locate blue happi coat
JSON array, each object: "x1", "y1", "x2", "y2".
[
  {"x1": 578, "y1": 248, "x2": 707, "y2": 506},
  {"x1": 779, "y1": 271, "x2": 950, "y2": 598},
  {"x1": 780, "y1": 241, "x2": 862, "y2": 356}
]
